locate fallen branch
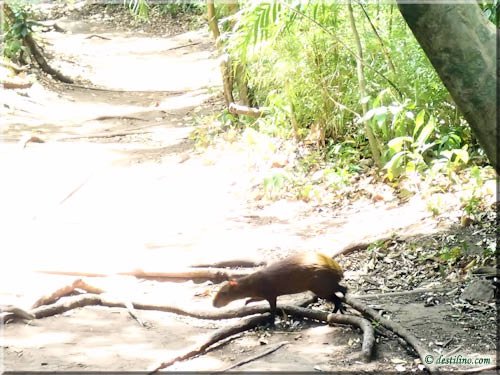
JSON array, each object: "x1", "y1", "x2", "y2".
[
  {"x1": 216, "y1": 341, "x2": 289, "y2": 372},
  {"x1": 345, "y1": 294, "x2": 438, "y2": 374},
  {"x1": 228, "y1": 102, "x2": 265, "y2": 118}
]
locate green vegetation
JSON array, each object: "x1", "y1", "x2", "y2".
[
  {"x1": 200, "y1": 0, "x2": 495, "y2": 205},
  {"x1": 124, "y1": 0, "x2": 205, "y2": 20},
  {"x1": 4, "y1": 0, "x2": 495, "y2": 209},
  {"x1": 2, "y1": 1, "x2": 35, "y2": 60}
]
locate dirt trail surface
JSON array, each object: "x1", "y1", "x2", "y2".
[{"x1": 1, "y1": 8, "x2": 496, "y2": 373}]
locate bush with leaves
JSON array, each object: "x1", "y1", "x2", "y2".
[
  {"x1": 223, "y1": 1, "x2": 483, "y2": 183},
  {"x1": 2, "y1": 1, "x2": 35, "y2": 61}
]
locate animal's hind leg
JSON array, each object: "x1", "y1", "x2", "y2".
[
  {"x1": 330, "y1": 294, "x2": 346, "y2": 314},
  {"x1": 328, "y1": 285, "x2": 347, "y2": 313}
]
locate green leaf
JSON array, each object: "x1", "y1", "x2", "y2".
[
  {"x1": 415, "y1": 116, "x2": 435, "y2": 147},
  {"x1": 413, "y1": 110, "x2": 426, "y2": 137},
  {"x1": 388, "y1": 136, "x2": 413, "y2": 153},
  {"x1": 384, "y1": 151, "x2": 409, "y2": 181}
]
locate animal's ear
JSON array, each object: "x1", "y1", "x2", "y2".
[{"x1": 229, "y1": 279, "x2": 238, "y2": 287}]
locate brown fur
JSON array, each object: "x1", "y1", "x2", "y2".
[{"x1": 213, "y1": 252, "x2": 347, "y2": 320}]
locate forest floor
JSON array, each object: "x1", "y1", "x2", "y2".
[{"x1": 1, "y1": 3, "x2": 497, "y2": 373}]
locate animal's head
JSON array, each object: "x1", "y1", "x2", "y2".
[{"x1": 212, "y1": 279, "x2": 239, "y2": 307}]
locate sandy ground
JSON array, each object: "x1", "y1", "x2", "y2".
[{"x1": 1, "y1": 14, "x2": 496, "y2": 373}]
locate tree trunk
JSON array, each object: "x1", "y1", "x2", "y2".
[
  {"x1": 347, "y1": 1, "x2": 382, "y2": 167},
  {"x1": 397, "y1": 3, "x2": 498, "y2": 173},
  {"x1": 206, "y1": 0, "x2": 220, "y2": 40}
]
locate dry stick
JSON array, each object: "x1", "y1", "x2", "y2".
[
  {"x1": 59, "y1": 173, "x2": 94, "y2": 205},
  {"x1": 162, "y1": 41, "x2": 202, "y2": 51},
  {"x1": 217, "y1": 341, "x2": 289, "y2": 373},
  {"x1": 345, "y1": 295, "x2": 439, "y2": 374},
  {"x1": 124, "y1": 300, "x2": 144, "y2": 326},
  {"x1": 149, "y1": 314, "x2": 271, "y2": 374}
]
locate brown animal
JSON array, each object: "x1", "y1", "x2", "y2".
[{"x1": 213, "y1": 252, "x2": 347, "y2": 321}]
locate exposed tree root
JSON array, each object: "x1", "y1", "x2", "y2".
[
  {"x1": 0, "y1": 305, "x2": 35, "y2": 321},
  {"x1": 283, "y1": 305, "x2": 375, "y2": 362},
  {"x1": 345, "y1": 294, "x2": 438, "y2": 374},
  {"x1": 58, "y1": 129, "x2": 153, "y2": 140},
  {"x1": 191, "y1": 259, "x2": 266, "y2": 268},
  {"x1": 85, "y1": 34, "x2": 111, "y2": 40},
  {"x1": 32, "y1": 278, "x2": 104, "y2": 308},
  {"x1": 9, "y1": 289, "x2": 372, "y2": 371},
  {"x1": 24, "y1": 33, "x2": 73, "y2": 84},
  {"x1": 149, "y1": 313, "x2": 271, "y2": 373},
  {"x1": 35, "y1": 268, "x2": 251, "y2": 282}
]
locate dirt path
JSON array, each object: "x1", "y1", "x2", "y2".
[{"x1": 1, "y1": 14, "x2": 496, "y2": 373}]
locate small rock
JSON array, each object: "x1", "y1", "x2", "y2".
[{"x1": 460, "y1": 279, "x2": 495, "y2": 302}]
